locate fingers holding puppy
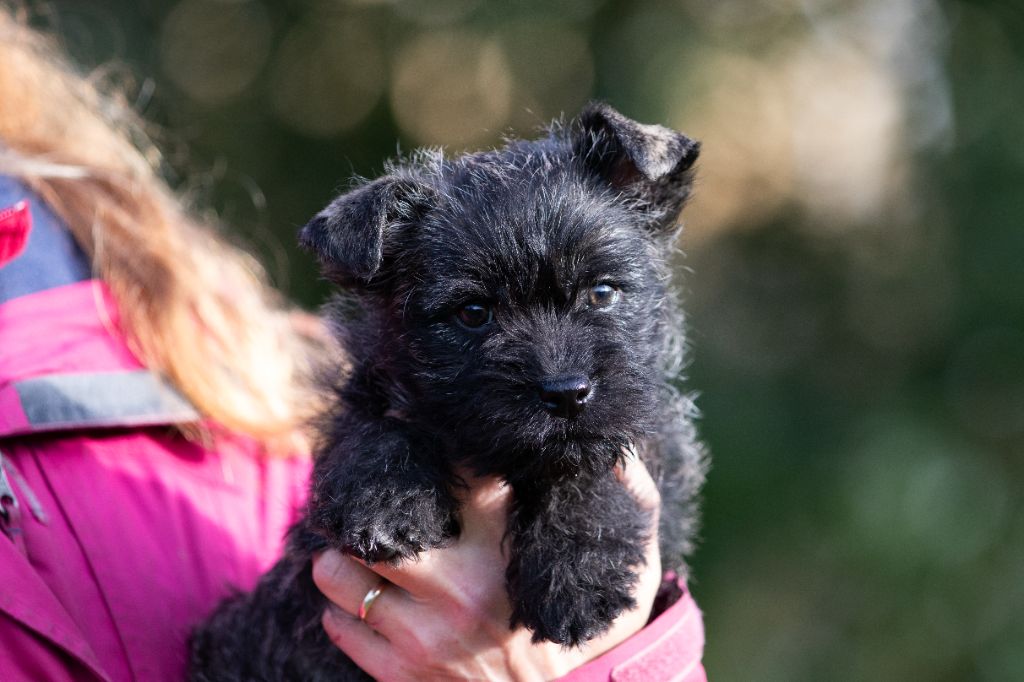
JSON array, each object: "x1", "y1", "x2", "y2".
[
  {"x1": 311, "y1": 458, "x2": 667, "y2": 681},
  {"x1": 313, "y1": 549, "x2": 402, "y2": 634},
  {"x1": 616, "y1": 449, "x2": 662, "y2": 519}
]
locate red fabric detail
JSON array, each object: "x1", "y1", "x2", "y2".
[{"x1": 0, "y1": 201, "x2": 31, "y2": 267}]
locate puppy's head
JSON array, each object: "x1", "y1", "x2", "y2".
[{"x1": 302, "y1": 103, "x2": 699, "y2": 481}]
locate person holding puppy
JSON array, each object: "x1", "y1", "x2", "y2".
[{"x1": 0, "y1": 10, "x2": 704, "y2": 681}]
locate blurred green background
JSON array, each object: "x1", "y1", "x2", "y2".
[{"x1": 23, "y1": 0, "x2": 1024, "y2": 678}]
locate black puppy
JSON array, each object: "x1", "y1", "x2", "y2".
[{"x1": 190, "y1": 102, "x2": 706, "y2": 681}]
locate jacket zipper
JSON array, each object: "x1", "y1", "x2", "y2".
[{"x1": 0, "y1": 447, "x2": 27, "y2": 554}]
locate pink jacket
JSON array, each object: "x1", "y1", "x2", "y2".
[{"x1": 0, "y1": 199, "x2": 706, "y2": 681}]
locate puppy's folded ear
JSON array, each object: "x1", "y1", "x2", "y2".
[
  {"x1": 300, "y1": 175, "x2": 431, "y2": 285},
  {"x1": 574, "y1": 102, "x2": 700, "y2": 235}
]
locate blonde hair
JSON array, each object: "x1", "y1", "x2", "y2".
[{"x1": 0, "y1": 8, "x2": 328, "y2": 452}]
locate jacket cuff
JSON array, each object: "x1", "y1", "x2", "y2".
[{"x1": 556, "y1": 577, "x2": 706, "y2": 682}]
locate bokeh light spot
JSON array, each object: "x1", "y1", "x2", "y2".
[
  {"x1": 844, "y1": 418, "x2": 1010, "y2": 568},
  {"x1": 497, "y1": 22, "x2": 594, "y2": 130},
  {"x1": 267, "y1": 16, "x2": 385, "y2": 137},
  {"x1": 393, "y1": 0, "x2": 481, "y2": 26},
  {"x1": 390, "y1": 31, "x2": 511, "y2": 148},
  {"x1": 159, "y1": 0, "x2": 272, "y2": 105}
]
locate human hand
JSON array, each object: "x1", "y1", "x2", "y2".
[{"x1": 312, "y1": 455, "x2": 662, "y2": 681}]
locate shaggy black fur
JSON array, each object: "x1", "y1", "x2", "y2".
[{"x1": 190, "y1": 102, "x2": 707, "y2": 680}]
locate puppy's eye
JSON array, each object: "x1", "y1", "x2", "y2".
[
  {"x1": 588, "y1": 283, "x2": 620, "y2": 308},
  {"x1": 455, "y1": 303, "x2": 494, "y2": 330}
]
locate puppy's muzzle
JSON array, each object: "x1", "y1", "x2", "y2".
[{"x1": 538, "y1": 376, "x2": 592, "y2": 419}]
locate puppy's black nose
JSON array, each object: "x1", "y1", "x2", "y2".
[{"x1": 538, "y1": 376, "x2": 592, "y2": 419}]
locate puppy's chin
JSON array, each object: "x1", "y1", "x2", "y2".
[
  {"x1": 539, "y1": 435, "x2": 629, "y2": 480},
  {"x1": 458, "y1": 414, "x2": 641, "y2": 483}
]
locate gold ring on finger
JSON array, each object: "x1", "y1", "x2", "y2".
[{"x1": 358, "y1": 581, "x2": 388, "y2": 621}]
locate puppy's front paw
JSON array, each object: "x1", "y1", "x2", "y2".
[
  {"x1": 310, "y1": 425, "x2": 461, "y2": 563},
  {"x1": 313, "y1": 471, "x2": 460, "y2": 563},
  {"x1": 337, "y1": 488, "x2": 459, "y2": 563},
  {"x1": 507, "y1": 474, "x2": 651, "y2": 646},
  {"x1": 509, "y1": 557, "x2": 639, "y2": 646}
]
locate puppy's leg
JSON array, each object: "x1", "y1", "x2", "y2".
[
  {"x1": 506, "y1": 472, "x2": 651, "y2": 646},
  {"x1": 309, "y1": 416, "x2": 461, "y2": 563}
]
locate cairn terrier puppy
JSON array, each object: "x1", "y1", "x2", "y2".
[{"x1": 190, "y1": 102, "x2": 706, "y2": 681}]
